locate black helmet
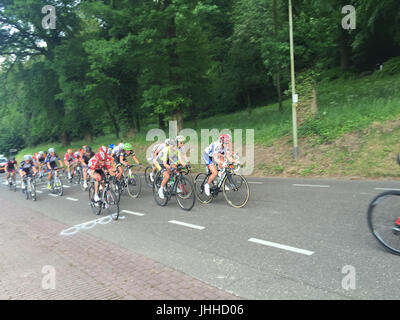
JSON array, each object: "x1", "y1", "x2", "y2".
[
  {"x1": 10, "y1": 156, "x2": 15, "y2": 161},
  {"x1": 85, "y1": 146, "x2": 92, "y2": 153}
]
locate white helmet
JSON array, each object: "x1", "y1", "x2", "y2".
[
  {"x1": 165, "y1": 138, "x2": 171, "y2": 145},
  {"x1": 176, "y1": 135, "x2": 185, "y2": 143},
  {"x1": 24, "y1": 155, "x2": 32, "y2": 161},
  {"x1": 48, "y1": 148, "x2": 55, "y2": 153}
]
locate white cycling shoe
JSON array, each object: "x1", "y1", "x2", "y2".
[
  {"x1": 204, "y1": 183, "x2": 210, "y2": 196},
  {"x1": 158, "y1": 187, "x2": 165, "y2": 199},
  {"x1": 94, "y1": 194, "x2": 101, "y2": 202}
]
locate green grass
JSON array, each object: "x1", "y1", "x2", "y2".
[{"x1": 16, "y1": 71, "x2": 400, "y2": 172}]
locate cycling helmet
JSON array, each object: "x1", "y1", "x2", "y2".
[
  {"x1": 109, "y1": 144, "x2": 115, "y2": 150},
  {"x1": 38, "y1": 151, "x2": 44, "y2": 156},
  {"x1": 176, "y1": 135, "x2": 185, "y2": 143},
  {"x1": 10, "y1": 156, "x2": 15, "y2": 161},
  {"x1": 169, "y1": 139, "x2": 177, "y2": 147},
  {"x1": 124, "y1": 143, "x2": 133, "y2": 151},
  {"x1": 219, "y1": 133, "x2": 231, "y2": 144},
  {"x1": 118, "y1": 143, "x2": 124, "y2": 149},
  {"x1": 165, "y1": 138, "x2": 171, "y2": 145},
  {"x1": 85, "y1": 146, "x2": 92, "y2": 153},
  {"x1": 24, "y1": 155, "x2": 32, "y2": 161},
  {"x1": 67, "y1": 149, "x2": 73, "y2": 153},
  {"x1": 82, "y1": 145, "x2": 87, "y2": 149},
  {"x1": 74, "y1": 151, "x2": 80, "y2": 157},
  {"x1": 48, "y1": 148, "x2": 55, "y2": 153},
  {"x1": 98, "y1": 146, "x2": 108, "y2": 153}
]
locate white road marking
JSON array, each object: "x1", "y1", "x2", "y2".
[
  {"x1": 63, "y1": 185, "x2": 71, "y2": 188},
  {"x1": 48, "y1": 194, "x2": 58, "y2": 197},
  {"x1": 168, "y1": 220, "x2": 205, "y2": 230},
  {"x1": 36, "y1": 190, "x2": 43, "y2": 193},
  {"x1": 121, "y1": 210, "x2": 145, "y2": 216},
  {"x1": 66, "y1": 197, "x2": 79, "y2": 202},
  {"x1": 293, "y1": 184, "x2": 330, "y2": 188},
  {"x1": 248, "y1": 181, "x2": 264, "y2": 185},
  {"x1": 248, "y1": 238, "x2": 314, "y2": 256},
  {"x1": 375, "y1": 188, "x2": 400, "y2": 191}
]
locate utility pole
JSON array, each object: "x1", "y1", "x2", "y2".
[{"x1": 288, "y1": 0, "x2": 298, "y2": 160}]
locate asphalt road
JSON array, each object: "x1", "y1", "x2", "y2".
[{"x1": 1, "y1": 172, "x2": 400, "y2": 300}]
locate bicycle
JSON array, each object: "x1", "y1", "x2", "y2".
[
  {"x1": 195, "y1": 161, "x2": 250, "y2": 208},
  {"x1": 49, "y1": 168, "x2": 64, "y2": 196},
  {"x1": 7, "y1": 173, "x2": 17, "y2": 192},
  {"x1": 367, "y1": 155, "x2": 400, "y2": 255},
  {"x1": 144, "y1": 165, "x2": 155, "y2": 188},
  {"x1": 88, "y1": 172, "x2": 120, "y2": 220},
  {"x1": 22, "y1": 175, "x2": 37, "y2": 201},
  {"x1": 153, "y1": 165, "x2": 195, "y2": 211},
  {"x1": 114, "y1": 164, "x2": 142, "y2": 199}
]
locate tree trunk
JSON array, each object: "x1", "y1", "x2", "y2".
[
  {"x1": 61, "y1": 131, "x2": 69, "y2": 147},
  {"x1": 106, "y1": 106, "x2": 119, "y2": 138},
  {"x1": 84, "y1": 132, "x2": 93, "y2": 143},
  {"x1": 176, "y1": 107, "x2": 184, "y2": 131},
  {"x1": 340, "y1": 29, "x2": 351, "y2": 70},
  {"x1": 158, "y1": 113, "x2": 165, "y2": 130},
  {"x1": 135, "y1": 113, "x2": 141, "y2": 133},
  {"x1": 276, "y1": 70, "x2": 283, "y2": 112}
]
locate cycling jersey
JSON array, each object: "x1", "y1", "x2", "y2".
[
  {"x1": 81, "y1": 152, "x2": 95, "y2": 166},
  {"x1": 114, "y1": 149, "x2": 135, "y2": 164},
  {"x1": 64, "y1": 153, "x2": 76, "y2": 163},
  {"x1": 156, "y1": 146, "x2": 181, "y2": 165},
  {"x1": 19, "y1": 161, "x2": 35, "y2": 175},
  {"x1": 204, "y1": 141, "x2": 229, "y2": 158},
  {"x1": 88, "y1": 156, "x2": 112, "y2": 172},
  {"x1": 45, "y1": 153, "x2": 61, "y2": 169},
  {"x1": 6, "y1": 160, "x2": 17, "y2": 172}
]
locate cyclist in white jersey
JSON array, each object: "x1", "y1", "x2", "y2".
[
  {"x1": 202, "y1": 133, "x2": 237, "y2": 196},
  {"x1": 150, "y1": 139, "x2": 170, "y2": 182}
]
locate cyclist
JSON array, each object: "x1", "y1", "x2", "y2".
[
  {"x1": 79, "y1": 146, "x2": 95, "y2": 189},
  {"x1": 202, "y1": 133, "x2": 237, "y2": 196},
  {"x1": 108, "y1": 144, "x2": 115, "y2": 156},
  {"x1": 19, "y1": 155, "x2": 38, "y2": 190},
  {"x1": 36, "y1": 151, "x2": 47, "y2": 178},
  {"x1": 64, "y1": 149, "x2": 77, "y2": 180},
  {"x1": 45, "y1": 148, "x2": 64, "y2": 190},
  {"x1": 114, "y1": 142, "x2": 142, "y2": 181},
  {"x1": 149, "y1": 139, "x2": 171, "y2": 182},
  {"x1": 155, "y1": 138, "x2": 188, "y2": 200},
  {"x1": 5, "y1": 156, "x2": 18, "y2": 184},
  {"x1": 88, "y1": 147, "x2": 115, "y2": 202}
]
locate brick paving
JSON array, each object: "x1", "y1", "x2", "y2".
[{"x1": 0, "y1": 196, "x2": 240, "y2": 300}]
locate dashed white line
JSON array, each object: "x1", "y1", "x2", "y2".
[
  {"x1": 375, "y1": 188, "x2": 400, "y2": 191},
  {"x1": 293, "y1": 184, "x2": 330, "y2": 188},
  {"x1": 48, "y1": 194, "x2": 58, "y2": 197},
  {"x1": 36, "y1": 190, "x2": 43, "y2": 194},
  {"x1": 66, "y1": 197, "x2": 79, "y2": 202},
  {"x1": 248, "y1": 181, "x2": 264, "y2": 185},
  {"x1": 168, "y1": 220, "x2": 205, "y2": 230},
  {"x1": 121, "y1": 210, "x2": 145, "y2": 216},
  {"x1": 248, "y1": 238, "x2": 314, "y2": 256}
]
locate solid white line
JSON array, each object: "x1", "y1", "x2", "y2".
[
  {"x1": 168, "y1": 220, "x2": 205, "y2": 230},
  {"x1": 293, "y1": 184, "x2": 330, "y2": 188},
  {"x1": 66, "y1": 197, "x2": 79, "y2": 202},
  {"x1": 375, "y1": 188, "x2": 400, "y2": 191},
  {"x1": 121, "y1": 210, "x2": 145, "y2": 216},
  {"x1": 248, "y1": 238, "x2": 314, "y2": 256},
  {"x1": 63, "y1": 185, "x2": 71, "y2": 188},
  {"x1": 48, "y1": 194, "x2": 58, "y2": 197},
  {"x1": 248, "y1": 181, "x2": 264, "y2": 184}
]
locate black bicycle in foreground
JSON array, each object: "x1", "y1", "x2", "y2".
[{"x1": 367, "y1": 154, "x2": 400, "y2": 255}]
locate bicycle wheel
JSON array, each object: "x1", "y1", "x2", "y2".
[
  {"x1": 176, "y1": 176, "x2": 195, "y2": 211},
  {"x1": 126, "y1": 172, "x2": 141, "y2": 198},
  {"x1": 56, "y1": 176, "x2": 63, "y2": 196},
  {"x1": 222, "y1": 173, "x2": 250, "y2": 208},
  {"x1": 367, "y1": 191, "x2": 400, "y2": 255},
  {"x1": 104, "y1": 187, "x2": 120, "y2": 220},
  {"x1": 25, "y1": 180, "x2": 29, "y2": 200},
  {"x1": 194, "y1": 173, "x2": 213, "y2": 204},
  {"x1": 153, "y1": 172, "x2": 168, "y2": 207},
  {"x1": 31, "y1": 180, "x2": 37, "y2": 201},
  {"x1": 144, "y1": 166, "x2": 154, "y2": 188},
  {"x1": 88, "y1": 184, "x2": 101, "y2": 215},
  {"x1": 12, "y1": 176, "x2": 17, "y2": 192}
]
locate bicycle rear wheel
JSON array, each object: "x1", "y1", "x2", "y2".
[
  {"x1": 367, "y1": 191, "x2": 400, "y2": 255},
  {"x1": 126, "y1": 172, "x2": 141, "y2": 198},
  {"x1": 222, "y1": 173, "x2": 250, "y2": 208},
  {"x1": 176, "y1": 176, "x2": 195, "y2": 211},
  {"x1": 194, "y1": 173, "x2": 213, "y2": 204},
  {"x1": 31, "y1": 180, "x2": 37, "y2": 201}
]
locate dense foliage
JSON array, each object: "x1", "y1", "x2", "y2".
[{"x1": 0, "y1": 0, "x2": 399, "y2": 154}]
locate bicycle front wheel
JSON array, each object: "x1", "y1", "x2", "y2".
[
  {"x1": 104, "y1": 187, "x2": 120, "y2": 220},
  {"x1": 194, "y1": 173, "x2": 213, "y2": 204},
  {"x1": 144, "y1": 166, "x2": 154, "y2": 188},
  {"x1": 88, "y1": 184, "x2": 101, "y2": 215},
  {"x1": 222, "y1": 173, "x2": 250, "y2": 208},
  {"x1": 126, "y1": 173, "x2": 141, "y2": 198},
  {"x1": 176, "y1": 176, "x2": 195, "y2": 211},
  {"x1": 367, "y1": 191, "x2": 400, "y2": 255}
]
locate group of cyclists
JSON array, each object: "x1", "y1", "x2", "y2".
[{"x1": 3, "y1": 133, "x2": 239, "y2": 204}]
